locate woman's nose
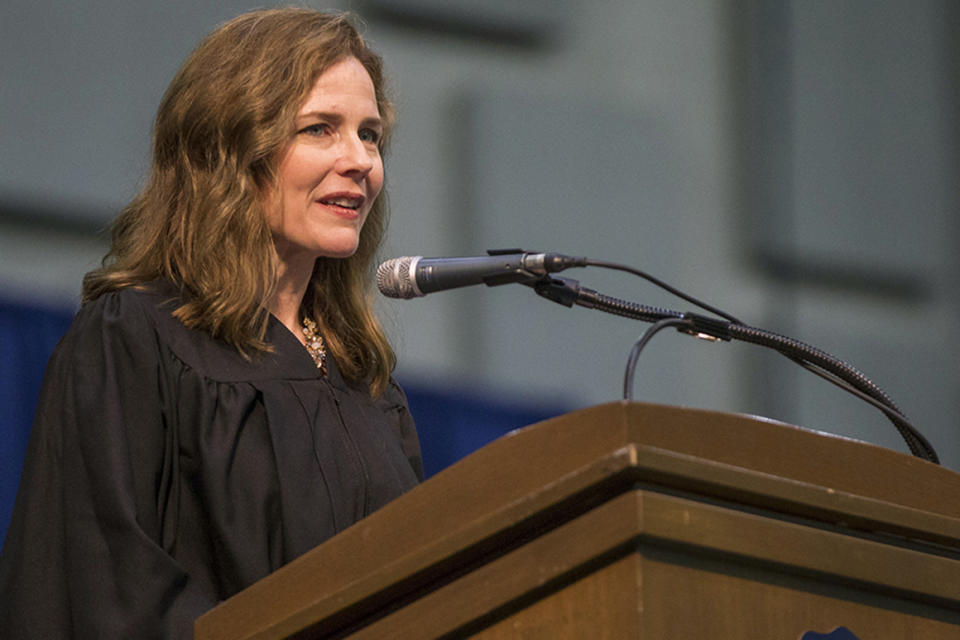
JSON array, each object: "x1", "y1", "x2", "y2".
[{"x1": 335, "y1": 134, "x2": 375, "y2": 177}]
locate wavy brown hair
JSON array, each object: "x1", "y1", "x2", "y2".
[{"x1": 83, "y1": 8, "x2": 397, "y2": 395}]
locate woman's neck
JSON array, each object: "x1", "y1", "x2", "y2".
[{"x1": 269, "y1": 254, "x2": 315, "y2": 345}]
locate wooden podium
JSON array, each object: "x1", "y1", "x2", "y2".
[{"x1": 195, "y1": 402, "x2": 960, "y2": 638}]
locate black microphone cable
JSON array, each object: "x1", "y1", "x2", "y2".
[{"x1": 582, "y1": 258, "x2": 744, "y2": 324}]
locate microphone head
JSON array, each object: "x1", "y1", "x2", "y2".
[{"x1": 376, "y1": 256, "x2": 423, "y2": 299}]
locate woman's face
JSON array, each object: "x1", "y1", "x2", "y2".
[{"x1": 264, "y1": 56, "x2": 384, "y2": 265}]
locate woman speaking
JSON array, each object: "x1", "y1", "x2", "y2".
[{"x1": 0, "y1": 9, "x2": 422, "y2": 638}]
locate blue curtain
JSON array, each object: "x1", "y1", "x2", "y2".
[
  {"x1": 0, "y1": 298, "x2": 75, "y2": 540},
  {"x1": 0, "y1": 297, "x2": 566, "y2": 543},
  {"x1": 402, "y1": 383, "x2": 566, "y2": 478}
]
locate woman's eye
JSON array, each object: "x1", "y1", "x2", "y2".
[
  {"x1": 299, "y1": 123, "x2": 329, "y2": 136},
  {"x1": 359, "y1": 128, "x2": 381, "y2": 144}
]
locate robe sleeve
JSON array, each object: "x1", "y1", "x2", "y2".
[{"x1": 0, "y1": 291, "x2": 210, "y2": 639}]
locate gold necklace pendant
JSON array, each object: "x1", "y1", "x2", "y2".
[{"x1": 301, "y1": 316, "x2": 327, "y2": 375}]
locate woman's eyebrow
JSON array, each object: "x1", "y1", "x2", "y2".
[{"x1": 296, "y1": 111, "x2": 382, "y2": 129}]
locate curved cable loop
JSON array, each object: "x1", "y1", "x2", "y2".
[{"x1": 623, "y1": 317, "x2": 692, "y2": 401}]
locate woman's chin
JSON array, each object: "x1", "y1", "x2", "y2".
[{"x1": 317, "y1": 241, "x2": 361, "y2": 260}]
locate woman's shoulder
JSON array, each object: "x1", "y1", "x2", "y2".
[
  {"x1": 81, "y1": 283, "x2": 241, "y2": 377},
  {"x1": 77, "y1": 280, "x2": 177, "y2": 321},
  {"x1": 53, "y1": 283, "x2": 173, "y2": 361},
  {"x1": 40, "y1": 283, "x2": 174, "y2": 380},
  {"x1": 64, "y1": 282, "x2": 178, "y2": 347},
  {"x1": 89, "y1": 283, "x2": 317, "y2": 383},
  {"x1": 70, "y1": 282, "x2": 326, "y2": 383}
]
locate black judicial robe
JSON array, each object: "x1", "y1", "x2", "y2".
[{"x1": 0, "y1": 284, "x2": 423, "y2": 638}]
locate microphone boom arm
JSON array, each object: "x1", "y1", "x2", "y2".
[{"x1": 522, "y1": 274, "x2": 940, "y2": 464}]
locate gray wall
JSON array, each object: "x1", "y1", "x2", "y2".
[{"x1": 2, "y1": 0, "x2": 957, "y2": 468}]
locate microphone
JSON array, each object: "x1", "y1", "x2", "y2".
[{"x1": 377, "y1": 250, "x2": 586, "y2": 299}]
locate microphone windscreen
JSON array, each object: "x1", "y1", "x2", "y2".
[{"x1": 376, "y1": 256, "x2": 420, "y2": 298}]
